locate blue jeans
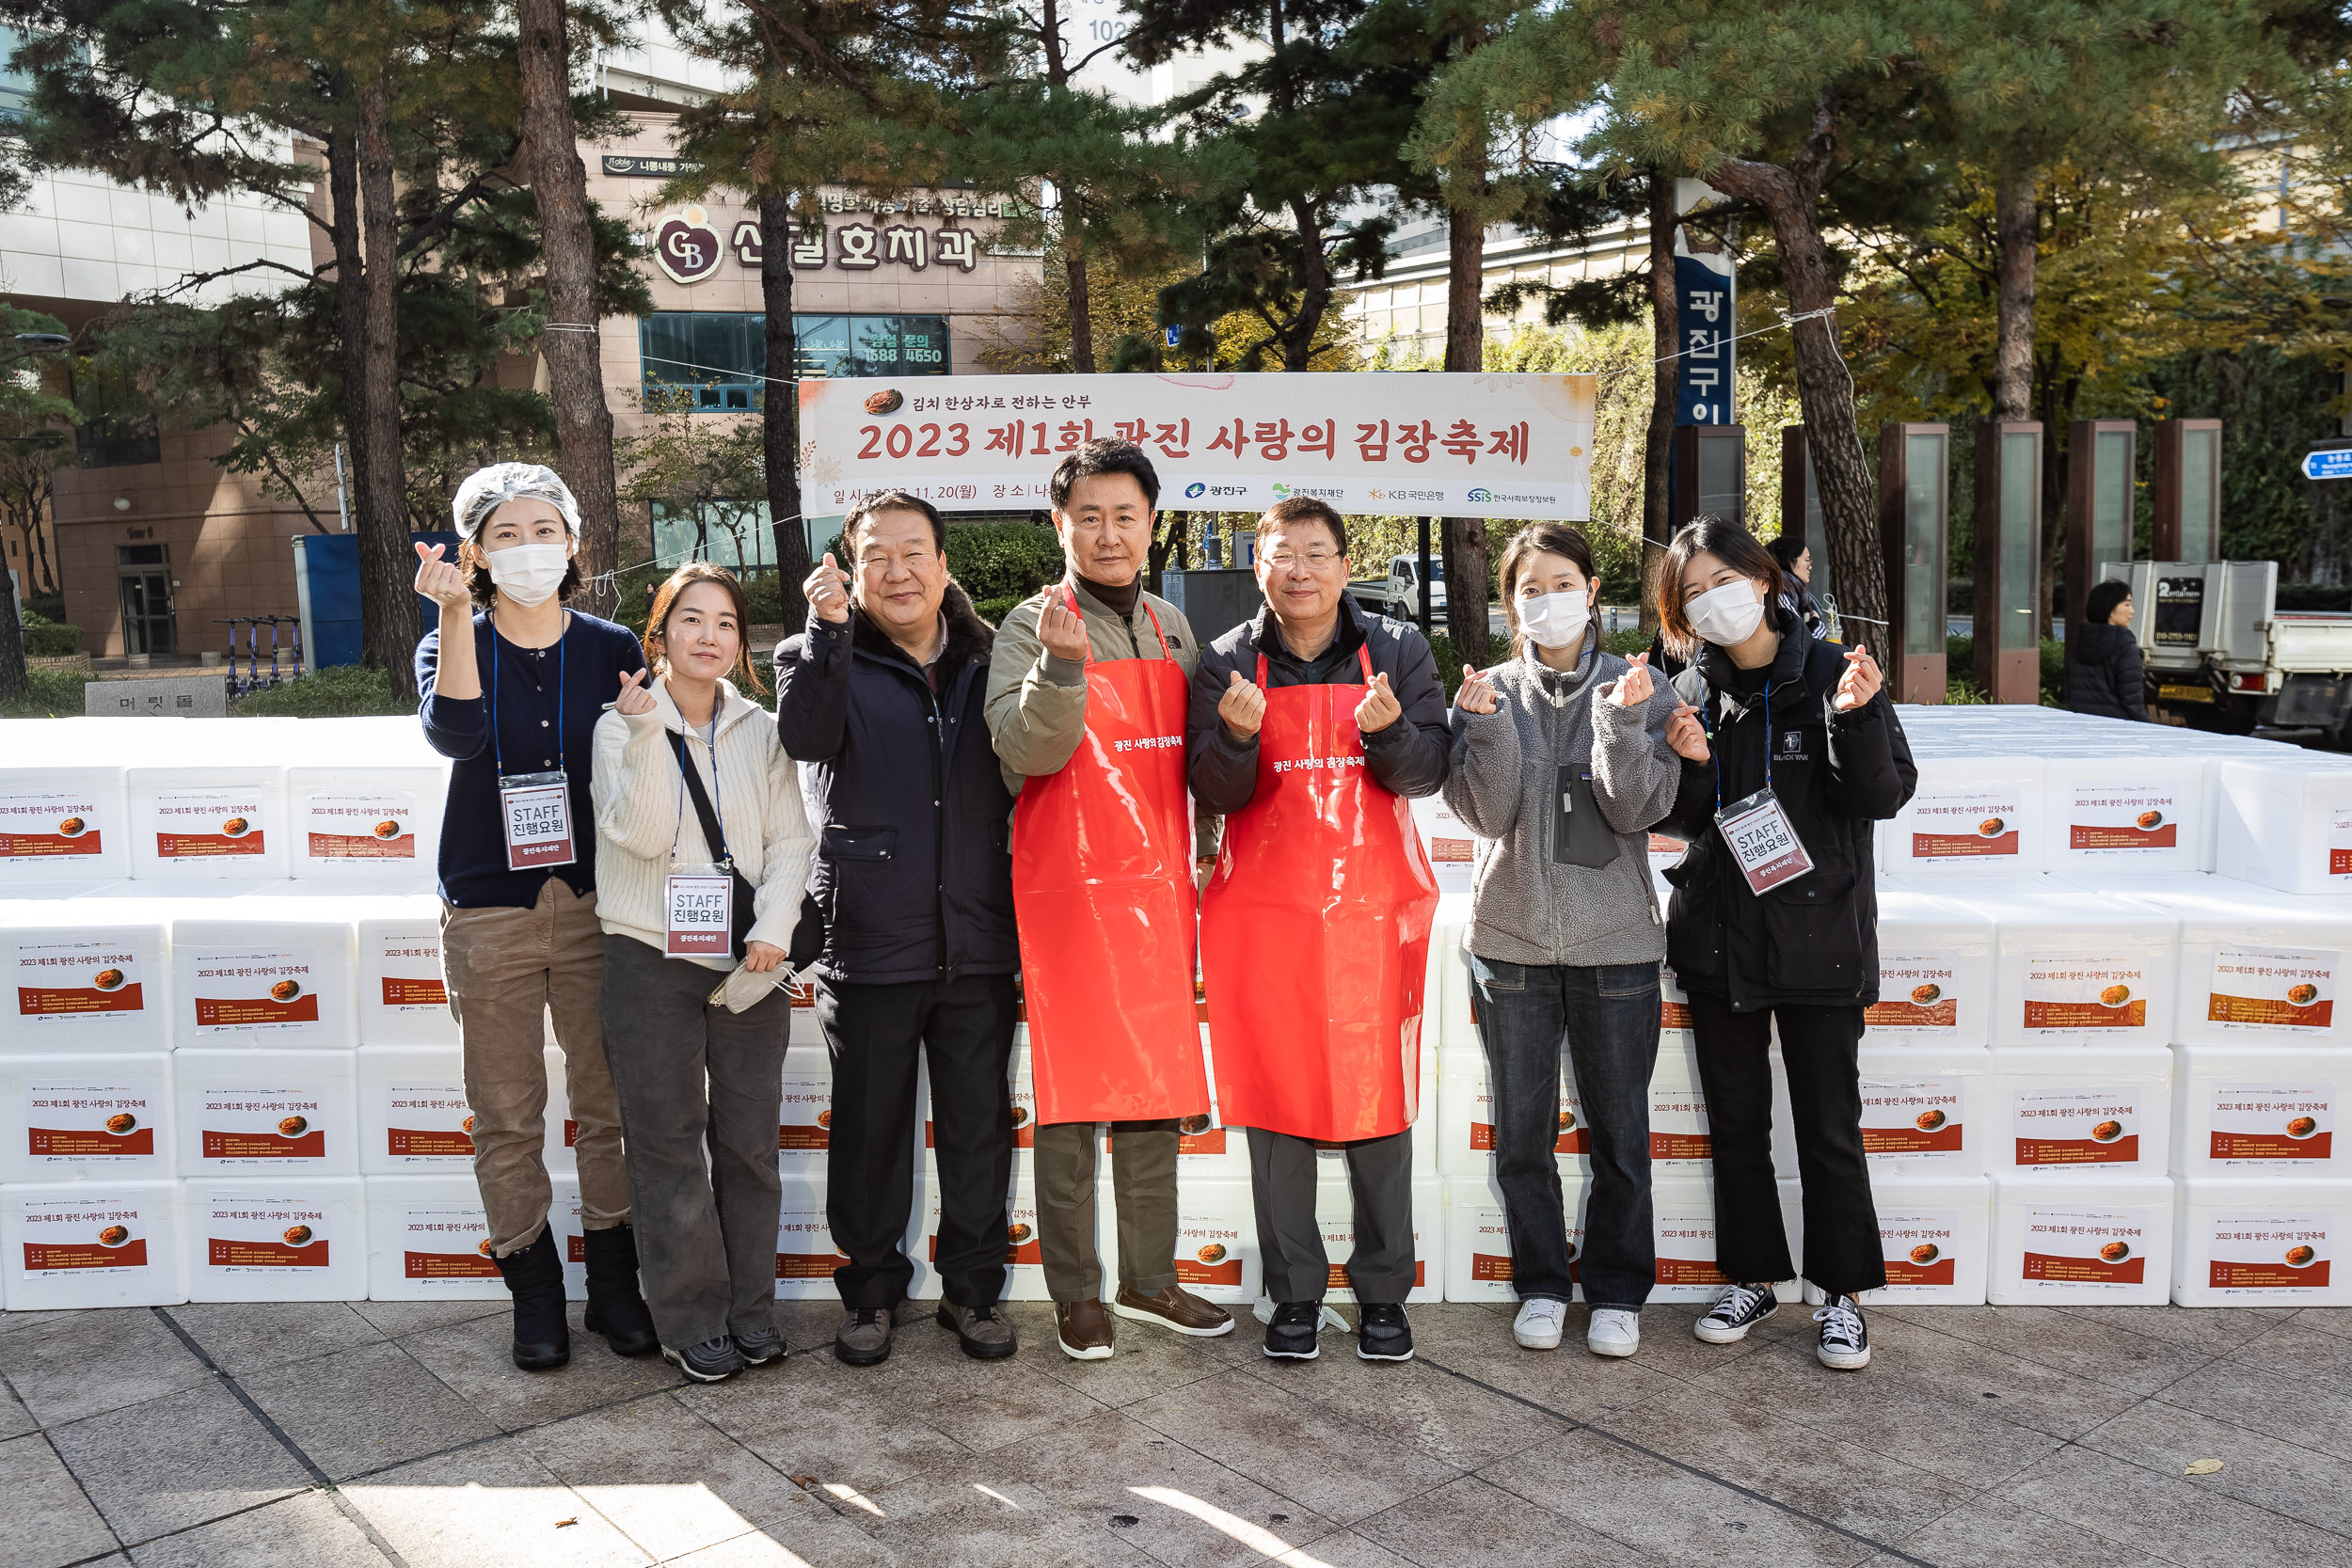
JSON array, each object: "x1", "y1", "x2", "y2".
[{"x1": 1468, "y1": 957, "x2": 1661, "y2": 1309}]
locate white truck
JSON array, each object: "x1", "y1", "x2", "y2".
[{"x1": 2106, "y1": 559, "x2": 2352, "y2": 743}]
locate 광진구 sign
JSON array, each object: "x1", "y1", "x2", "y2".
[{"x1": 798, "y1": 372, "x2": 1597, "y2": 520}]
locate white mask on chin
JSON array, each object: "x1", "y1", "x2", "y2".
[
  {"x1": 1516, "y1": 591, "x2": 1591, "y2": 650},
  {"x1": 485, "y1": 542, "x2": 571, "y2": 607},
  {"x1": 1686, "y1": 579, "x2": 1766, "y2": 647}
]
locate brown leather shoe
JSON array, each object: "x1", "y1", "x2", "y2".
[
  {"x1": 1113, "y1": 1283, "x2": 1236, "y2": 1338},
  {"x1": 1055, "y1": 1297, "x2": 1115, "y2": 1360}
]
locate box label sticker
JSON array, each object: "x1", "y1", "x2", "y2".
[
  {"x1": 1469, "y1": 1090, "x2": 1587, "y2": 1156},
  {"x1": 1859, "y1": 1078, "x2": 1965, "y2": 1156},
  {"x1": 16, "y1": 941, "x2": 144, "y2": 1021},
  {"x1": 19, "y1": 1198, "x2": 152, "y2": 1274},
  {"x1": 2012, "y1": 1086, "x2": 2140, "y2": 1166},
  {"x1": 24, "y1": 1085, "x2": 154, "y2": 1158},
  {"x1": 2208, "y1": 1084, "x2": 2334, "y2": 1162},
  {"x1": 201, "y1": 1196, "x2": 331, "y2": 1270},
  {"x1": 384, "y1": 1087, "x2": 473, "y2": 1159},
  {"x1": 190, "y1": 948, "x2": 321, "y2": 1033},
  {"x1": 2066, "y1": 786, "x2": 2182, "y2": 854},
  {"x1": 0, "y1": 791, "x2": 103, "y2": 860},
  {"x1": 370, "y1": 933, "x2": 446, "y2": 1011},
  {"x1": 196, "y1": 1088, "x2": 328, "y2": 1163},
  {"x1": 1878, "y1": 1212, "x2": 1962, "y2": 1289},
  {"x1": 2021, "y1": 960, "x2": 2149, "y2": 1032},
  {"x1": 152, "y1": 791, "x2": 267, "y2": 858},
  {"x1": 2206, "y1": 1212, "x2": 2331, "y2": 1291},
  {"x1": 2329, "y1": 805, "x2": 2352, "y2": 878},
  {"x1": 1173, "y1": 1224, "x2": 1246, "y2": 1287},
  {"x1": 400, "y1": 1206, "x2": 499, "y2": 1278},
  {"x1": 779, "y1": 1069, "x2": 833, "y2": 1151},
  {"x1": 1656, "y1": 1214, "x2": 1728, "y2": 1286},
  {"x1": 1649, "y1": 1085, "x2": 1710, "y2": 1163},
  {"x1": 2020, "y1": 1208, "x2": 2149, "y2": 1287},
  {"x1": 2207, "y1": 947, "x2": 2338, "y2": 1033},
  {"x1": 1867, "y1": 956, "x2": 1963, "y2": 1033},
  {"x1": 1907, "y1": 788, "x2": 2023, "y2": 861},
  {"x1": 304, "y1": 794, "x2": 417, "y2": 860}
]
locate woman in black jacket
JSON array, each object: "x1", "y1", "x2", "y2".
[
  {"x1": 2064, "y1": 579, "x2": 2148, "y2": 721},
  {"x1": 1651, "y1": 517, "x2": 1916, "y2": 1372}
]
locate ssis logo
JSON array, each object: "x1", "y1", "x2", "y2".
[
  {"x1": 1184, "y1": 483, "x2": 1207, "y2": 499},
  {"x1": 1467, "y1": 487, "x2": 1494, "y2": 503}
]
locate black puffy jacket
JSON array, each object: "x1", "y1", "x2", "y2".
[
  {"x1": 1655, "y1": 612, "x2": 1916, "y2": 1011},
  {"x1": 774, "y1": 586, "x2": 1017, "y2": 985},
  {"x1": 2065, "y1": 623, "x2": 2149, "y2": 721}
]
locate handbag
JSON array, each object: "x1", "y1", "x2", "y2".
[{"x1": 675, "y1": 735, "x2": 758, "y2": 959}]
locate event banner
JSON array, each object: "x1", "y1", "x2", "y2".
[{"x1": 798, "y1": 372, "x2": 1597, "y2": 520}]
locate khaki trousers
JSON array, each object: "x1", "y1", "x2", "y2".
[
  {"x1": 441, "y1": 879, "x2": 629, "y2": 1255},
  {"x1": 1032, "y1": 1119, "x2": 1178, "y2": 1302}
]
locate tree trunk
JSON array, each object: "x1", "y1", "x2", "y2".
[
  {"x1": 1287, "y1": 197, "x2": 1330, "y2": 373},
  {"x1": 0, "y1": 560, "x2": 25, "y2": 702},
  {"x1": 1065, "y1": 235, "x2": 1096, "y2": 373},
  {"x1": 1704, "y1": 147, "x2": 1884, "y2": 646},
  {"x1": 760, "y1": 191, "x2": 809, "y2": 626},
  {"x1": 517, "y1": 0, "x2": 621, "y2": 619},
  {"x1": 1643, "y1": 169, "x2": 1677, "y2": 631},
  {"x1": 1992, "y1": 164, "x2": 2037, "y2": 425},
  {"x1": 356, "y1": 79, "x2": 420, "y2": 696},
  {"x1": 1441, "y1": 181, "x2": 1490, "y2": 666}
]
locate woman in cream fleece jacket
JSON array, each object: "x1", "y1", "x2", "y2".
[{"x1": 591, "y1": 562, "x2": 814, "y2": 1383}]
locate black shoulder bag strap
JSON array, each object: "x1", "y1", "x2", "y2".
[{"x1": 675, "y1": 733, "x2": 757, "y2": 959}]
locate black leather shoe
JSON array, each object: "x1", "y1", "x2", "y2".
[
  {"x1": 734, "y1": 1324, "x2": 787, "y2": 1367},
  {"x1": 662, "y1": 1336, "x2": 745, "y2": 1383},
  {"x1": 1357, "y1": 1302, "x2": 1414, "y2": 1361},
  {"x1": 580, "y1": 1225, "x2": 659, "y2": 1358},
  {"x1": 1263, "y1": 1301, "x2": 1320, "y2": 1360},
  {"x1": 490, "y1": 1227, "x2": 570, "y2": 1371}
]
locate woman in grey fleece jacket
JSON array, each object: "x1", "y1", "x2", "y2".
[{"x1": 1444, "y1": 524, "x2": 1684, "y2": 1360}]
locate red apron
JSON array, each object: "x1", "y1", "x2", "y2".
[
  {"x1": 1011, "y1": 585, "x2": 1209, "y2": 1124},
  {"x1": 1201, "y1": 645, "x2": 1440, "y2": 1142}
]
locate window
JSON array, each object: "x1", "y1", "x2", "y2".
[
  {"x1": 651, "y1": 500, "x2": 775, "y2": 575},
  {"x1": 0, "y1": 29, "x2": 32, "y2": 123},
  {"x1": 639, "y1": 312, "x2": 951, "y2": 411},
  {"x1": 72, "y1": 358, "x2": 161, "y2": 468}
]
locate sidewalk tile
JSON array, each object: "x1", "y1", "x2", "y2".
[
  {"x1": 123, "y1": 1488, "x2": 388, "y2": 1568},
  {"x1": 397, "y1": 1306, "x2": 681, "y2": 1431},
  {"x1": 1352, "y1": 1473, "x2": 1651, "y2": 1568},
  {"x1": 2078, "y1": 1396, "x2": 2352, "y2": 1537},
  {"x1": 347, "y1": 1300, "x2": 506, "y2": 1338},
  {"x1": 2156, "y1": 1356, "x2": 2352, "y2": 1462},
  {"x1": 48, "y1": 1380, "x2": 310, "y2": 1541},
  {"x1": 1246, "y1": 1352, "x2": 1572, "y2": 1469},
  {"x1": 1888, "y1": 1496, "x2": 2178, "y2": 1568},
  {"x1": 1994, "y1": 1444, "x2": 2350, "y2": 1568},
  {"x1": 2220, "y1": 1313, "x2": 2352, "y2": 1395},
  {"x1": 522, "y1": 1394, "x2": 810, "y2": 1560},
  {"x1": 2053, "y1": 1304, "x2": 2296, "y2": 1354},
  {"x1": 339, "y1": 1433, "x2": 648, "y2": 1568},
  {"x1": 238, "y1": 1341, "x2": 498, "y2": 1481},
  {"x1": 0, "y1": 1309, "x2": 211, "y2": 1427},
  {"x1": 164, "y1": 1303, "x2": 385, "y2": 1379},
  {"x1": 1870, "y1": 1304, "x2": 2217, "y2": 1395},
  {"x1": 1, "y1": 1431, "x2": 119, "y2": 1568},
  {"x1": 678, "y1": 1354, "x2": 968, "y2": 1493}
]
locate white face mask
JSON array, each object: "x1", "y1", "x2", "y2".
[
  {"x1": 485, "y1": 541, "x2": 571, "y2": 607},
  {"x1": 1516, "y1": 590, "x2": 1590, "y2": 650},
  {"x1": 1687, "y1": 578, "x2": 1765, "y2": 646}
]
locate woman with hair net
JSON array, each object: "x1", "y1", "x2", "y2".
[{"x1": 413, "y1": 462, "x2": 660, "y2": 1370}]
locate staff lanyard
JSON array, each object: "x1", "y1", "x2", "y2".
[
  {"x1": 671, "y1": 721, "x2": 730, "y2": 866},
  {"x1": 487, "y1": 618, "x2": 565, "y2": 779},
  {"x1": 1708, "y1": 677, "x2": 1772, "y2": 816}
]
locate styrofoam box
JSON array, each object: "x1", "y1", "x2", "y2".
[
  {"x1": 1879, "y1": 757, "x2": 2045, "y2": 879},
  {"x1": 1988, "y1": 1173, "x2": 2174, "y2": 1306},
  {"x1": 1991, "y1": 1046, "x2": 2172, "y2": 1179},
  {"x1": 173, "y1": 1049, "x2": 359, "y2": 1177},
  {"x1": 1650, "y1": 1037, "x2": 1714, "y2": 1175},
  {"x1": 363, "y1": 1174, "x2": 504, "y2": 1298},
  {"x1": 2172, "y1": 1046, "x2": 2348, "y2": 1176},
  {"x1": 182, "y1": 1176, "x2": 368, "y2": 1302},
  {"x1": 172, "y1": 901, "x2": 358, "y2": 1050},
  {"x1": 1410, "y1": 796, "x2": 1474, "y2": 897},
  {"x1": 1863, "y1": 891, "x2": 1995, "y2": 1050},
  {"x1": 1144, "y1": 1175, "x2": 1263, "y2": 1305},
  {"x1": 1441, "y1": 1169, "x2": 1531, "y2": 1303},
  {"x1": 2171, "y1": 1177, "x2": 2352, "y2": 1307},
  {"x1": 552, "y1": 1172, "x2": 587, "y2": 1301},
  {"x1": 1, "y1": 1180, "x2": 186, "y2": 1308},
  {"x1": 1804, "y1": 1173, "x2": 1990, "y2": 1307},
  {"x1": 2214, "y1": 756, "x2": 2352, "y2": 897},
  {"x1": 785, "y1": 976, "x2": 821, "y2": 1048},
  {"x1": 1937, "y1": 888, "x2": 2178, "y2": 1049},
  {"x1": 0, "y1": 899, "x2": 171, "y2": 1053},
  {"x1": 126, "y1": 765, "x2": 291, "y2": 880},
  {"x1": 1661, "y1": 963, "x2": 1695, "y2": 1050},
  {"x1": 779, "y1": 1043, "x2": 834, "y2": 1170},
  {"x1": 0, "y1": 767, "x2": 132, "y2": 883},
  {"x1": 1430, "y1": 908, "x2": 1475, "y2": 1057},
  {"x1": 775, "y1": 1175, "x2": 863, "y2": 1300},
  {"x1": 357, "y1": 907, "x2": 454, "y2": 1047},
  {"x1": 1652, "y1": 1175, "x2": 1803, "y2": 1303},
  {"x1": 287, "y1": 767, "x2": 447, "y2": 882},
  {"x1": 2110, "y1": 878, "x2": 2352, "y2": 1049},
  {"x1": 2041, "y1": 755, "x2": 2213, "y2": 874},
  {"x1": 1858, "y1": 1045, "x2": 1992, "y2": 1175},
  {"x1": 0, "y1": 1053, "x2": 175, "y2": 1180},
  {"x1": 358, "y1": 1046, "x2": 473, "y2": 1174},
  {"x1": 912, "y1": 1168, "x2": 1033, "y2": 1299},
  {"x1": 541, "y1": 1047, "x2": 574, "y2": 1175}
]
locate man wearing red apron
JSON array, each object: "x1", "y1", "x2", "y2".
[
  {"x1": 1189, "y1": 497, "x2": 1449, "y2": 1363},
  {"x1": 986, "y1": 439, "x2": 1235, "y2": 1360}
]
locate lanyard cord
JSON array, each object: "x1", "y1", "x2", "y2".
[
  {"x1": 1709, "y1": 676, "x2": 1772, "y2": 816},
  {"x1": 488, "y1": 616, "x2": 565, "y2": 779},
  {"x1": 670, "y1": 719, "x2": 728, "y2": 866}
]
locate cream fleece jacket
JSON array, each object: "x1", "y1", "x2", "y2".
[{"x1": 590, "y1": 675, "x2": 815, "y2": 972}]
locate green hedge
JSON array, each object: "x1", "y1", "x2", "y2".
[{"x1": 19, "y1": 610, "x2": 81, "y2": 657}]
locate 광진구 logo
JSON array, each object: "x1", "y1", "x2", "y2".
[{"x1": 1184, "y1": 482, "x2": 1207, "y2": 499}]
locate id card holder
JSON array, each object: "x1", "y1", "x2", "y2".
[
  {"x1": 1714, "y1": 784, "x2": 1813, "y2": 895},
  {"x1": 665, "y1": 864, "x2": 734, "y2": 957},
  {"x1": 498, "y1": 769, "x2": 575, "y2": 870},
  {"x1": 1551, "y1": 765, "x2": 1620, "y2": 868}
]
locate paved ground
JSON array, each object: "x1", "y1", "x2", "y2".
[{"x1": 4, "y1": 1297, "x2": 2349, "y2": 1568}]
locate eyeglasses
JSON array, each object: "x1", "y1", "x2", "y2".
[{"x1": 1263, "y1": 549, "x2": 1341, "y2": 570}]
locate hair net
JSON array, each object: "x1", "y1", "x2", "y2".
[{"x1": 452, "y1": 462, "x2": 581, "y2": 540}]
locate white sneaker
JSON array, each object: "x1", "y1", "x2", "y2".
[
  {"x1": 1512, "y1": 1298, "x2": 1567, "y2": 1350},
  {"x1": 1585, "y1": 1307, "x2": 1640, "y2": 1358}
]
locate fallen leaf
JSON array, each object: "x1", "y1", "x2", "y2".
[
  {"x1": 554, "y1": 1518, "x2": 578, "y2": 1528},
  {"x1": 2184, "y1": 1459, "x2": 2225, "y2": 1476}
]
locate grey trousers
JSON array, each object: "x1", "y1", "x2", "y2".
[
  {"x1": 1248, "y1": 1127, "x2": 1417, "y2": 1305},
  {"x1": 598, "y1": 935, "x2": 788, "y2": 1348},
  {"x1": 1033, "y1": 1120, "x2": 1179, "y2": 1302}
]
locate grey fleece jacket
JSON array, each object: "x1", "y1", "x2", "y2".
[{"x1": 1442, "y1": 638, "x2": 1684, "y2": 968}]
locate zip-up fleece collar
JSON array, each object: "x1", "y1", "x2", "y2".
[{"x1": 850, "y1": 582, "x2": 994, "y2": 689}]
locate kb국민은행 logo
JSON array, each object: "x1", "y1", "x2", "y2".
[{"x1": 654, "y1": 206, "x2": 723, "y2": 285}]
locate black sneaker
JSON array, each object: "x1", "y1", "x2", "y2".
[
  {"x1": 733, "y1": 1325, "x2": 787, "y2": 1367},
  {"x1": 1263, "y1": 1301, "x2": 1320, "y2": 1359},
  {"x1": 1693, "y1": 1282, "x2": 1779, "y2": 1344},
  {"x1": 1356, "y1": 1303, "x2": 1414, "y2": 1361},
  {"x1": 1814, "y1": 1294, "x2": 1871, "y2": 1370},
  {"x1": 662, "y1": 1336, "x2": 746, "y2": 1383}
]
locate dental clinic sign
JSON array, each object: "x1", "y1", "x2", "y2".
[{"x1": 799, "y1": 372, "x2": 1597, "y2": 519}]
